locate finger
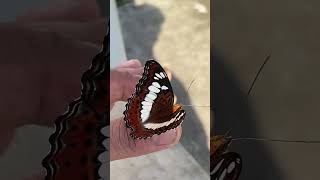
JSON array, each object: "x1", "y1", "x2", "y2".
[
  {"x1": 110, "y1": 118, "x2": 182, "y2": 161},
  {"x1": 120, "y1": 74, "x2": 142, "y2": 99},
  {"x1": 116, "y1": 59, "x2": 142, "y2": 69},
  {"x1": 109, "y1": 67, "x2": 142, "y2": 110},
  {"x1": 18, "y1": 19, "x2": 106, "y2": 45},
  {"x1": 110, "y1": 73, "x2": 141, "y2": 109},
  {"x1": 117, "y1": 67, "x2": 144, "y2": 76},
  {"x1": 15, "y1": 1, "x2": 103, "y2": 45},
  {"x1": 16, "y1": 1, "x2": 100, "y2": 23}
]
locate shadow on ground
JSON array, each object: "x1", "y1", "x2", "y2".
[
  {"x1": 212, "y1": 1, "x2": 320, "y2": 179},
  {"x1": 118, "y1": 0, "x2": 209, "y2": 174},
  {"x1": 212, "y1": 49, "x2": 284, "y2": 180}
]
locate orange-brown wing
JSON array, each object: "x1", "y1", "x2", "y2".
[{"x1": 124, "y1": 60, "x2": 185, "y2": 139}]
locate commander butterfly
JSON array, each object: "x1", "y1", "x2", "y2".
[
  {"x1": 42, "y1": 22, "x2": 109, "y2": 179},
  {"x1": 124, "y1": 60, "x2": 242, "y2": 179},
  {"x1": 124, "y1": 60, "x2": 186, "y2": 139}
]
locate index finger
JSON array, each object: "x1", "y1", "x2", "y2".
[{"x1": 116, "y1": 59, "x2": 142, "y2": 69}]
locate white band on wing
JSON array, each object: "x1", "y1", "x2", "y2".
[{"x1": 143, "y1": 111, "x2": 185, "y2": 130}]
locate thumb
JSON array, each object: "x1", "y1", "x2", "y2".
[{"x1": 110, "y1": 117, "x2": 182, "y2": 161}]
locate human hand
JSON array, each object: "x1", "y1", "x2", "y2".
[
  {"x1": 21, "y1": 59, "x2": 182, "y2": 179},
  {"x1": 15, "y1": 0, "x2": 106, "y2": 45},
  {"x1": 110, "y1": 59, "x2": 182, "y2": 161},
  {"x1": 0, "y1": 1, "x2": 104, "y2": 155},
  {"x1": 0, "y1": 1, "x2": 105, "y2": 179}
]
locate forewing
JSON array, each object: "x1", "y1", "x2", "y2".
[{"x1": 124, "y1": 60, "x2": 183, "y2": 139}]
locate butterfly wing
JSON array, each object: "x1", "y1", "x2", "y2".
[
  {"x1": 210, "y1": 152, "x2": 242, "y2": 180},
  {"x1": 42, "y1": 31, "x2": 109, "y2": 180},
  {"x1": 124, "y1": 60, "x2": 185, "y2": 139}
]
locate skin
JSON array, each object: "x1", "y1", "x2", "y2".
[
  {"x1": 110, "y1": 60, "x2": 182, "y2": 161},
  {"x1": 0, "y1": 1, "x2": 182, "y2": 179}
]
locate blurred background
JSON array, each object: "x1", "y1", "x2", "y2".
[
  {"x1": 213, "y1": 0, "x2": 320, "y2": 179},
  {"x1": 0, "y1": 0, "x2": 106, "y2": 179},
  {"x1": 110, "y1": 0, "x2": 210, "y2": 179}
]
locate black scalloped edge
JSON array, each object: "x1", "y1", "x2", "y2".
[
  {"x1": 123, "y1": 60, "x2": 152, "y2": 139},
  {"x1": 42, "y1": 21, "x2": 109, "y2": 179}
]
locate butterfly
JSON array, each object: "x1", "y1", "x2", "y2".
[
  {"x1": 210, "y1": 134, "x2": 242, "y2": 180},
  {"x1": 211, "y1": 54, "x2": 274, "y2": 180},
  {"x1": 42, "y1": 23, "x2": 109, "y2": 179},
  {"x1": 124, "y1": 60, "x2": 186, "y2": 139}
]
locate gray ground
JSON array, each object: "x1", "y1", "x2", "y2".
[
  {"x1": 214, "y1": 1, "x2": 320, "y2": 179},
  {"x1": 111, "y1": 0, "x2": 210, "y2": 179},
  {"x1": 0, "y1": 0, "x2": 210, "y2": 179},
  {"x1": 1, "y1": 1, "x2": 319, "y2": 180}
]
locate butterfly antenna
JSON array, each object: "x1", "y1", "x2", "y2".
[
  {"x1": 247, "y1": 53, "x2": 272, "y2": 96},
  {"x1": 234, "y1": 53, "x2": 320, "y2": 145},
  {"x1": 224, "y1": 129, "x2": 232, "y2": 137},
  {"x1": 186, "y1": 78, "x2": 196, "y2": 94},
  {"x1": 180, "y1": 77, "x2": 210, "y2": 108},
  {"x1": 232, "y1": 137, "x2": 320, "y2": 144}
]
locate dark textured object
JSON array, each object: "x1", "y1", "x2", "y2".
[
  {"x1": 42, "y1": 22, "x2": 109, "y2": 180},
  {"x1": 210, "y1": 135, "x2": 242, "y2": 180},
  {"x1": 124, "y1": 60, "x2": 185, "y2": 139}
]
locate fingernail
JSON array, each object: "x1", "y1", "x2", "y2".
[{"x1": 152, "y1": 129, "x2": 177, "y2": 146}]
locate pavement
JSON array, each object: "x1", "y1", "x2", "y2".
[
  {"x1": 213, "y1": 1, "x2": 320, "y2": 179},
  {"x1": 1, "y1": 1, "x2": 319, "y2": 180},
  {"x1": 0, "y1": 0, "x2": 210, "y2": 179},
  {"x1": 111, "y1": 0, "x2": 210, "y2": 179}
]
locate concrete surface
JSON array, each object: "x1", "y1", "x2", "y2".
[
  {"x1": 213, "y1": 1, "x2": 320, "y2": 179},
  {"x1": 0, "y1": 0, "x2": 210, "y2": 179},
  {"x1": 111, "y1": 0, "x2": 210, "y2": 179},
  {"x1": 111, "y1": 0, "x2": 127, "y2": 68},
  {"x1": 111, "y1": 144, "x2": 208, "y2": 180}
]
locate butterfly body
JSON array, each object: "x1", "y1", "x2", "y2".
[
  {"x1": 42, "y1": 33, "x2": 109, "y2": 180},
  {"x1": 210, "y1": 135, "x2": 242, "y2": 180},
  {"x1": 124, "y1": 60, "x2": 186, "y2": 139}
]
